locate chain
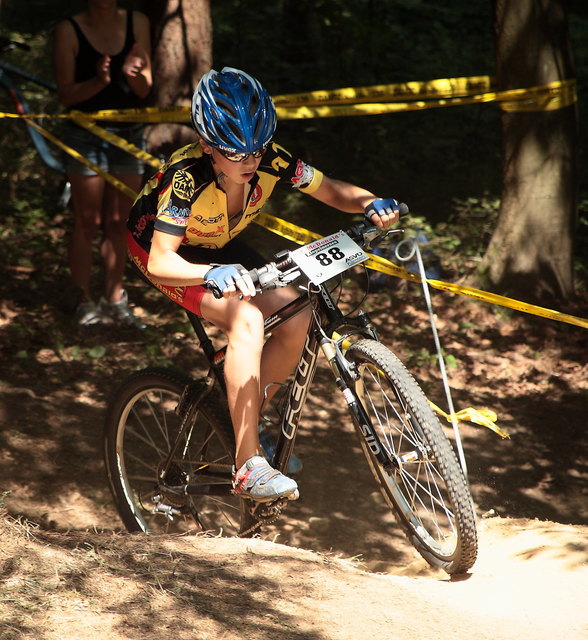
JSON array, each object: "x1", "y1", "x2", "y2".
[{"x1": 237, "y1": 497, "x2": 290, "y2": 537}]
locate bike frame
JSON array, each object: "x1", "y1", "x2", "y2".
[{"x1": 178, "y1": 276, "x2": 396, "y2": 499}]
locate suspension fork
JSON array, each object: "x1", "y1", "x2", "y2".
[{"x1": 319, "y1": 336, "x2": 397, "y2": 472}]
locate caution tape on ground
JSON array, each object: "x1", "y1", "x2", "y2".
[
  {"x1": 429, "y1": 403, "x2": 510, "y2": 439},
  {"x1": 332, "y1": 326, "x2": 507, "y2": 437}
]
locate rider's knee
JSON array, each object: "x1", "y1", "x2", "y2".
[{"x1": 227, "y1": 303, "x2": 265, "y2": 346}]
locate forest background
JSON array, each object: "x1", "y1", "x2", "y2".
[{"x1": 1, "y1": 0, "x2": 587, "y2": 293}]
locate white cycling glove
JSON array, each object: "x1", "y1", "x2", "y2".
[{"x1": 204, "y1": 263, "x2": 249, "y2": 297}]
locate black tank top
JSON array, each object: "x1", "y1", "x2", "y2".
[{"x1": 68, "y1": 10, "x2": 143, "y2": 113}]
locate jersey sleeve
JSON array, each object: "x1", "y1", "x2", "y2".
[
  {"x1": 153, "y1": 168, "x2": 195, "y2": 236},
  {"x1": 266, "y1": 143, "x2": 324, "y2": 194}
]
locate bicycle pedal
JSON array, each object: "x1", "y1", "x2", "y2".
[{"x1": 251, "y1": 496, "x2": 290, "y2": 521}]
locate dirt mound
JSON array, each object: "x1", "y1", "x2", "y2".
[
  {"x1": 1, "y1": 238, "x2": 587, "y2": 639},
  {"x1": 0, "y1": 511, "x2": 586, "y2": 640}
]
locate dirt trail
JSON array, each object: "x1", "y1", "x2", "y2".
[{"x1": 1, "y1": 512, "x2": 586, "y2": 640}]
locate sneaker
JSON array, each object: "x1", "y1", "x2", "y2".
[
  {"x1": 233, "y1": 455, "x2": 299, "y2": 502},
  {"x1": 99, "y1": 289, "x2": 146, "y2": 329},
  {"x1": 258, "y1": 424, "x2": 303, "y2": 474},
  {"x1": 75, "y1": 300, "x2": 102, "y2": 326}
]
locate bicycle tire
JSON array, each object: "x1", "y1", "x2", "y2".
[
  {"x1": 103, "y1": 367, "x2": 250, "y2": 536},
  {"x1": 345, "y1": 339, "x2": 478, "y2": 574}
]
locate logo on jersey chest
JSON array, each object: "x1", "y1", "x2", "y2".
[{"x1": 172, "y1": 170, "x2": 195, "y2": 200}]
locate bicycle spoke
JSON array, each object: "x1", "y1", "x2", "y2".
[
  {"x1": 347, "y1": 340, "x2": 477, "y2": 573},
  {"x1": 104, "y1": 370, "x2": 242, "y2": 537}
]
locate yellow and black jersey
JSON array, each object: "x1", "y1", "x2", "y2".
[{"x1": 128, "y1": 141, "x2": 324, "y2": 250}]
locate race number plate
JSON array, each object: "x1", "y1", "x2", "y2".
[{"x1": 290, "y1": 230, "x2": 368, "y2": 284}]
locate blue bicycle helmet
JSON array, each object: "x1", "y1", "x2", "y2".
[{"x1": 191, "y1": 67, "x2": 277, "y2": 154}]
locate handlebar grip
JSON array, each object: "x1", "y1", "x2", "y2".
[
  {"x1": 398, "y1": 202, "x2": 410, "y2": 217},
  {"x1": 247, "y1": 267, "x2": 261, "y2": 287}
]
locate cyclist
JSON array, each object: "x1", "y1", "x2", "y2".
[
  {"x1": 127, "y1": 67, "x2": 399, "y2": 502},
  {"x1": 53, "y1": 0, "x2": 152, "y2": 327}
]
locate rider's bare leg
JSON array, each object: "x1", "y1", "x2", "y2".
[
  {"x1": 254, "y1": 287, "x2": 312, "y2": 414},
  {"x1": 202, "y1": 296, "x2": 265, "y2": 467},
  {"x1": 201, "y1": 288, "x2": 310, "y2": 468}
]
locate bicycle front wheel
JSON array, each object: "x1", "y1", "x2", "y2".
[
  {"x1": 104, "y1": 367, "x2": 245, "y2": 536},
  {"x1": 346, "y1": 340, "x2": 478, "y2": 574}
]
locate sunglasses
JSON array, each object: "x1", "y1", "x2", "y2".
[{"x1": 216, "y1": 144, "x2": 268, "y2": 162}]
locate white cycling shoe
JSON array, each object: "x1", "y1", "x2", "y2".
[{"x1": 233, "y1": 455, "x2": 299, "y2": 502}]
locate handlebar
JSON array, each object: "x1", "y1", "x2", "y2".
[{"x1": 206, "y1": 203, "x2": 409, "y2": 299}]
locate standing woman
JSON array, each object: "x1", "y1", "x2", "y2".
[{"x1": 53, "y1": 1, "x2": 152, "y2": 326}]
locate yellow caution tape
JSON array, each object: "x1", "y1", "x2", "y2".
[
  {"x1": 255, "y1": 211, "x2": 322, "y2": 245},
  {"x1": 330, "y1": 329, "x2": 507, "y2": 440},
  {"x1": 0, "y1": 76, "x2": 576, "y2": 125},
  {"x1": 272, "y1": 75, "x2": 495, "y2": 106},
  {"x1": 430, "y1": 402, "x2": 510, "y2": 439},
  {"x1": 0, "y1": 105, "x2": 191, "y2": 122},
  {"x1": 68, "y1": 105, "x2": 191, "y2": 123},
  {"x1": 426, "y1": 279, "x2": 588, "y2": 329},
  {"x1": 274, "y1": 79, "x2": 577, "y2": 120},
  {"x1": 500, "y1": 78, "x2": 577, "y2": 112}
]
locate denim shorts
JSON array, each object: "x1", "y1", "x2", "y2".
[{"x1": 63, "y1": 122, "x2": 146, "y2": 176}]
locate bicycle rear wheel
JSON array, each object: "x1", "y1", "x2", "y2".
[
  {"x1": 346, "y1": 339, "x2": 478, "y2": 574},
  {"x1": 104, "y1": 367, "x2": 246, "y2": 536}
]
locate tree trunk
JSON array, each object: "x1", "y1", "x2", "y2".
[
  {"x1": 476, "y1": 0, "x2": 578, "y2": 302},
  {"x1": 143, "y1": 0, "x2": 213, "y2": 157}
]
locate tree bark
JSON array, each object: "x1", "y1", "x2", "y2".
[
  {"x1": 476, "y1": 0, "x2": 578, "y2": 302},
  {"x1": 143, "y1": 0, "x2": 213, "y2": 157}
]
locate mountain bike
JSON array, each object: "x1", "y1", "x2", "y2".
[
  {"x1": 0, "y1": 37, "x2": 64, "y2": 174},
  {"x1": 103, "y1": 215, "x2": 479, "y2": 575}
]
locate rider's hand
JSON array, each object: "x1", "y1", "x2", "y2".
[
  {"x1": 204, "y1": 263, "x2": 256, "y2": 300},
  {"x1": 364, "y1": 198, "x2": 400, "y2": 229}
]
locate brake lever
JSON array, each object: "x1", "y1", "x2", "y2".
[{"x1": 363, "y1": 227, "x2": 405, "y2": 251}]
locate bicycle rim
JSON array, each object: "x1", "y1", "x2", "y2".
[
  {"x1": 104, "y1": 368, "x2": 244, "y2": 536},
  {"x1": 347, "y1": 340, "x2": 478, "y2": 574}
]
